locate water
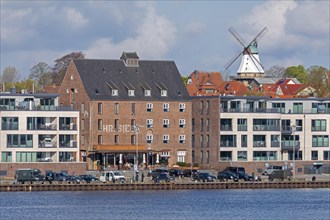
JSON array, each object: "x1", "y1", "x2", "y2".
[{"x1": 1, "y1": 189, "x2": 329, "y2": 220}]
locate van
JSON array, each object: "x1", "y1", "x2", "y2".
[
  {"x1": 223, "y1": 166, "x2": 245, "y2": 174},
  {"x1": 15, "y1": 168, "x2": 44, "y2": 184},
  {"x1": 263, "y1": 165, "x2": 284, "y2": 175},
  {"x1": 100, "y1": 171, "x2": 126, "y2": 183}
]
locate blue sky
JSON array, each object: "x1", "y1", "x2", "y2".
[{"x1": 1, "y1": 1, "x2": 329, "y2": 79}]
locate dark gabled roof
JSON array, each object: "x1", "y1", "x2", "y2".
[{"x1": 73, "y1": 58, "x2": 190, "y2": 101}]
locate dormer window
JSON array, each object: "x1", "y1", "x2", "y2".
[
  {"x1": 145, "y1": 90, "x2": 151, "y2": 96},
  {"x1": 161, "y1": 90, "x2": 167, "y2": 97},
  {"x1": 128, "y1": 90, "x2": 135, "y2": 96},
  {"x1": 120, "y1": 52, "x2": 139, "y2": 67},
  {"x1": 112, "y1": 89, "x2": 118, "y2": 96}
]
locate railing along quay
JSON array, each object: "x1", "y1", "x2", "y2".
[{"x1": 1, "y1": 181, "x2": 330, "y2": 192}]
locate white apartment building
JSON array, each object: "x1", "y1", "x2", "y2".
[
  {"x1": 219, "y1": 97, "x2": 330, "y2": 162},
  {"x1": 0, "y1": 92, "x2": 80, "y2": 163}
]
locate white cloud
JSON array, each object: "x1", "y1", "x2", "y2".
[
  {"x1": 184, "y1": 22, "x2": 207, "y2": 34},
  {"x1": 63, "y1": 8, "x2": 88, "y2": 29},
  {"x1": 86, "y1": 3, "x2": 176, "y2": 59}
]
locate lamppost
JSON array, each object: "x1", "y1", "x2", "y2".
[{"x1": 291, "y1": 123, "x2": 296, "y2": 180}]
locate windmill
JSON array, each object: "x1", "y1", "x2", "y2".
[{"x1": 225, "y1": 27, "x2": 268, "y2": 80}]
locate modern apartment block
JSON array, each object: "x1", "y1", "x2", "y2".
[
  {"x1": 0, "y1": 92, "x2": 84, "y2": 177},
  {"x1": 58, "y1": 52, "x2": 192, "y2": 170},
  {"x1": 192, "y1": 96, "x2": 330, "y2": 174}
]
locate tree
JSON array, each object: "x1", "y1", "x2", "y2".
[
  {"x1": 285, "y1": 65, "x2": 308, "y2": 83},
  {"x1": 29, "y1": 62, "x2": 53, "y2": 88},
  {"x1": 306, "y1": 65, "x2": 330, "y2": 98},
  {"x1": 265, "y1": 65, "x2": 286, "y2": 78},
  {"x1": 181, "y1": 75, "x2": 188, "y2": 85},
  {"x1": 1, "y1": 66, "x2": 20, "y2": 83},
  {"x1": 53, "y1": 52, "x2": 85, "y2": 85}
]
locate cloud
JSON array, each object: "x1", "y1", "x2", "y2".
[
  {"x1": 63, "y1": 8, "x2": 89, "y2": 29},
  {"x1": 86, "y1": 3, "x2": 176, "y2": 59},
  {"x1": 184, "y1": 22, "x2": 207, "y2": 34}
]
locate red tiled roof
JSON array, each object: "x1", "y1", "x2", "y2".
[{"x1": 186, "y1": 71, "x2": 224, "y2": 96}]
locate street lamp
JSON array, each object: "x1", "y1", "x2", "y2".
[{"x1": 291, "y1": 123, "x2": 296, "y2": 180}]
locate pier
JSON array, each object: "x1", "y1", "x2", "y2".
[{"x1": 1, "y1": 181, "x2": 329, "y2": 192}]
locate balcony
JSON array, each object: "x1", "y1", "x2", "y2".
[
  {"x1": 60, "y1": 140, "x2": 77, "y2": 148},
  {"x1": 253, "y1": 141, "x2": 266, "y2": 147},
  {"x1": 281, "y1": 140, "x2": 300, "y2": 150},
  {"x1": 254, "y1": 125, "x2": 281, "y2": 131}
]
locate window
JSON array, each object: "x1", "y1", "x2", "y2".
[
  {"x1": 272, "y1": 103, "x2": 285, "y2": 113},
  {"x1": 98, "y1": 103, "x2": 103, "y2": 114},
  {"x1": 1, "y1": 152, "x2": 12, "y2": 162},
  {"x1": 253, "y1": 151, "x2": 277, "y2": 161},
  {"x1": 81, "y1": 103, "x2": 85, "y2": 114},
  {"x1": 200, "y1": 135, "x2": 203, "y2": 148},
  {"x1": 271, "y1": 135, "x2": 280, "y2": 147},
  {"x1": 200, "y1": 101, "x2": 203, "y2": 114},
  {"x1": 114, "y1": 119, "x2": 119, "y2": 131},
  {"x1": 237, "y1": 151, "x2": 247, "y2": 161},
  {"x1": 163, "y1": 119, "x2": 169, "y2": 128},
  {"x1": 128, "y1": 90, "x2": 135, "y2": 96},
  {"x1": 81, "y1": 135, "x2": 85, "y2": 145},
  {"x1": 324, "y1": 151, "x2": 330, "y2": 160},
  {"x1": 179, "y1": 135, "x2": 186, "y2": 144},
  {"x1": 1, "y1": 117, "x2": 18, "y2": 130},
  {"x1": 146, "y1": 119, "x2": 153, "y2": 128},
  {"x1": 177, "y1": 151, "x2": 186, "y2": 163},
  {"x1": 112, "y1": 89, "x2": 118, "y2": 96},
  {"x1": 241, "y1": 135, "x2": 247, "y2": 147},
  {"x1": 179, "y1": 119, "x2": 186, "y2": 128},
  {"x1": 192, "y1": 118, "x2": 195, "y2": 132},
  {"x1": 146, "y1": 103, "x2": 153, "y2": 112},
  {"x1": 237, "y1": 119, "x2": 247, "y2": 131},
  {"x1": 220, "y1": 119, "x2": 232, "y2": 131},
  {"x1": 98, "y1": 135, "x2": 102, "y2": 145},
  {"x1": 98, "y1": 119, "x2": 103, "y2": 131},
  {"x1": 163, "y1": 103, "x2": 169, "y2": 112},
  {"x1": 312, "y1": 135, "x2": 329, "y2": 147},
  {"x1": 192, "y1": 135, "x2": 195, "y2": 148},
  {"x1": 163, "y1": 135, "x2": 169, "y2": 144},
  {"x1": 114, "y1": 103, "x2": 119, "y2": 115},
  {"x1": 161, "y1": 90, "x2": 167, "y2": 97},
  {"x1": 16, "y1": 152, "x2": 37, "y2": 162},
  {"x1": 145, "y1": 90, "x2": 151, "y2": 96},
  {"x1": 114, "y1": 135, "x2": 119, "y2": 145},
  {"x1": 220, "y1": 135, "x2": 237, "y2": 147},
  {"x1": 206, "y1": 101, "x2": 210, "y2": 115},
  {"x1": 293, "y1": 103, "x2": 303, "y2": 113},
  {"x1": 312, "y1": 119, "x2": 327, "y2": 131},
  {"x1": 131, "y1": 103, "x2": 136, "y2": 115},
  {"x1": 206, "y1": 118, "x2": 209, "y2": 131},
  {"x1": 81, "y1": 119, "x2": 85, "y2": 131},
  {"x1": 200, "y1": 119, "x2": 204, "y2": 132},
  {"x1": 220, "y1": 151, "x2": 232, "y2": 161},
  {"x1": 311, "y1": 151, "x2": 318, "y2": 160},
  {"x1": 131, "y1": 135, "x2": 136, "y2": 145},
  {"x1": 200, "y1": 151, "x2": 204, "y2": 164},
  {"x1": 7, "y1": 134, "x2": 33, "y2": 148},
  {"x1": 253, "y1": 135, "x2": 266, "y2": 147},
  {"x1": 179, "y1": 103, "x2": 186, "y2": 112},
  {"x1": 206, "y1": 135, "x2": 209, "y2": 147},
  {"x1": 146, "y1": 134, "x2": 153, "y2": 144}
]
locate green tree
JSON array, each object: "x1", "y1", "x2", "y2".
[
  {"x1": 1, "y1": 66, "x2": 20, "y2": 83},
  {"x1": 285, "y1": 65, "x2": 308, "y2": 83},
  {"x1": 307, "y1": 65, "x2": 330, "y2": 98},
  {"x1": 29, "y1": 62, "x2": 53, "y2": 88},
  {"x1": 53, "y1": 52, "x2": 85, "y2": 85},
  {"x1": 181, "y1": 75, "x2": 188, "y2": 85}
]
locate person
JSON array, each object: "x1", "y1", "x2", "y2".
[
  {"x1": 312, "y1": 176, "x2": 316, "y2": 181},
  {"x1": 135, "y1": 171, "x2": 139, "y2": 182},
  {"x1": 141, "y1": 172, "x2": 145, "y2": 182},
  {"x1": 252, "y1": 172, "x2": 255, "y2": 181}
]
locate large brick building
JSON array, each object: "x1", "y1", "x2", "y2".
[{"x1": 58, "y1": 52, "x2": 192, "y2": 170}]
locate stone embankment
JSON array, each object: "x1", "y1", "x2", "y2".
[{"x1": 1, "y1": 181, "x2": 329, "y2": 192}]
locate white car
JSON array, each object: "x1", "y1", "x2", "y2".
[{"x1": 100, "y1": 171, "x2": 126, "y2": 183}]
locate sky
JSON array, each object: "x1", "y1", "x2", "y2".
[{"x1": 1, "y1": 0, "x2": 329, "y2": 80}]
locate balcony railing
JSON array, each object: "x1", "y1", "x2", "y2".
[
  {"x1": 253, "y1": 141, "x2": 266, "y2": 147},
  {"x1": 253, "y1": 125, "x2": 281, "y2": 131},
  {"x1": 60, "y1": 141, "x2": 77, "y2": 148},
  {"x1": 59, "y1": 123, "x2": 77, "y2": 130},
  {"x1": 281, "y1": 141, "x2": 300, "y2": 150},
  {"x1": 220, "y1": 125, "x2": 232, "y2": 131},
  {"x1": 220, "y1": 141, "x2": 236, "y2": 147}
]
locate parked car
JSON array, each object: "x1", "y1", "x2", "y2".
[
  {"x1": 182, "y1": 169, "x2": 199, "y2": 177},
  {"x1": 217, "y1": 171, "x2": 239, "y2": 182},
  {"x1": 100, "y1": 171, "x2": 126, "y2": 183},
  {"x1": 79, "y1": 175, "x2": 99, "y2": 183},
  {"x1": 268, "y1": 170, "x2": 292, "y2": 181},
  {"x1": 223, "y1": 166, "x2": 245, "y2": 174},
  {"x1": 154, "y1": 173, "x2": 175, "y2": 183},
  {"x1": 45, "y1": 171, "x2": 78, "y2": 184},
  {"x1": 147, "y1": 168, "x2": 169, "y2": 179},
  {"x1": 236, "y1": 172, "x2": 253, "y2": 181},
  {"x1": 263, "y1": 165, "x2": 284, "y2": 176},
  {"x1": 169, "y1": 169, "x2": 184, "y2": 177},
  {"x1": 192, "y1": 172, "x2": 216, "y2": 182}
]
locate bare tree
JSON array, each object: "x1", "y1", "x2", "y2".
[
  {"x1": 264, "y1": 65, "x2": 286, "y2": 78},
  {"x1": 1, "y1": 66, "x2": 20, "y2": 83},
  {"x1": 53, "y1": 52, "x2": 85, "y2": 85},
  {"x1": 29, "y1": 62, "x2": 53, "y2": 88},
  {"x1": 307, "y1": 65, "x2": 329, "y2": 98}
]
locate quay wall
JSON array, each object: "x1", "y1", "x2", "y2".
[{"x1": 1, "y1": 181, "x2": 329, "y2": 192}]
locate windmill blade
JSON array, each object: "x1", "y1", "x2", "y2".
[
  {"x1": 225, "y1": 50, "x2": 243, "y2": 70},
  {"x1": 254, "y1": 27, "x2": 268, "y2": 42},
  {"x1": 247, "y1": 52, "x2": 262, "y2": 73},
  {"x1": 228, "y1": 27, "x2": 247, "y2": 47}
]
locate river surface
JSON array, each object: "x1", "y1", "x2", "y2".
[{"x1": 1, "y1": 189, "x2": 329, "y2": 220}]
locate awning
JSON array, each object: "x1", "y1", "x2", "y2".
[{"x1": 94, "y1": 145, "x2": 147, "y2": 153}]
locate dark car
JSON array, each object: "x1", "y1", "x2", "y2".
[
  {"x1": 192, "y1": 172, "x2": 216, "y2": 182},
  {"x1": 237, "y1": 172, "x2": 253, "y2": 181},
  {"x1": 45, "y1": 172, "x2": 78, "y2": 184},
  {"x1": 154, "y1": 174, "x2": 175, "y2": 183},
  {"x1": 169, "y1": 169, "x2": 184, "y2": 177},
  {"x1": 182, "y1": 169, "x2": 199, "y2": 177},
  {"x1": 147, "y1": 168, "x2": 169, "y2": 179},
  {"x1": 217, "y1": 171, "x2": 239, "y2": 182},
  {"x1": 79, "y1": 175, "x2": 99, "y2": 183},
  {"x1": 223, "y1": 166, "x2": 245, "y2": 174}
]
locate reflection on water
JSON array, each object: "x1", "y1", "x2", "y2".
[{"x1": 1, "y1": 189, "x2": 330, "y2": 220}]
